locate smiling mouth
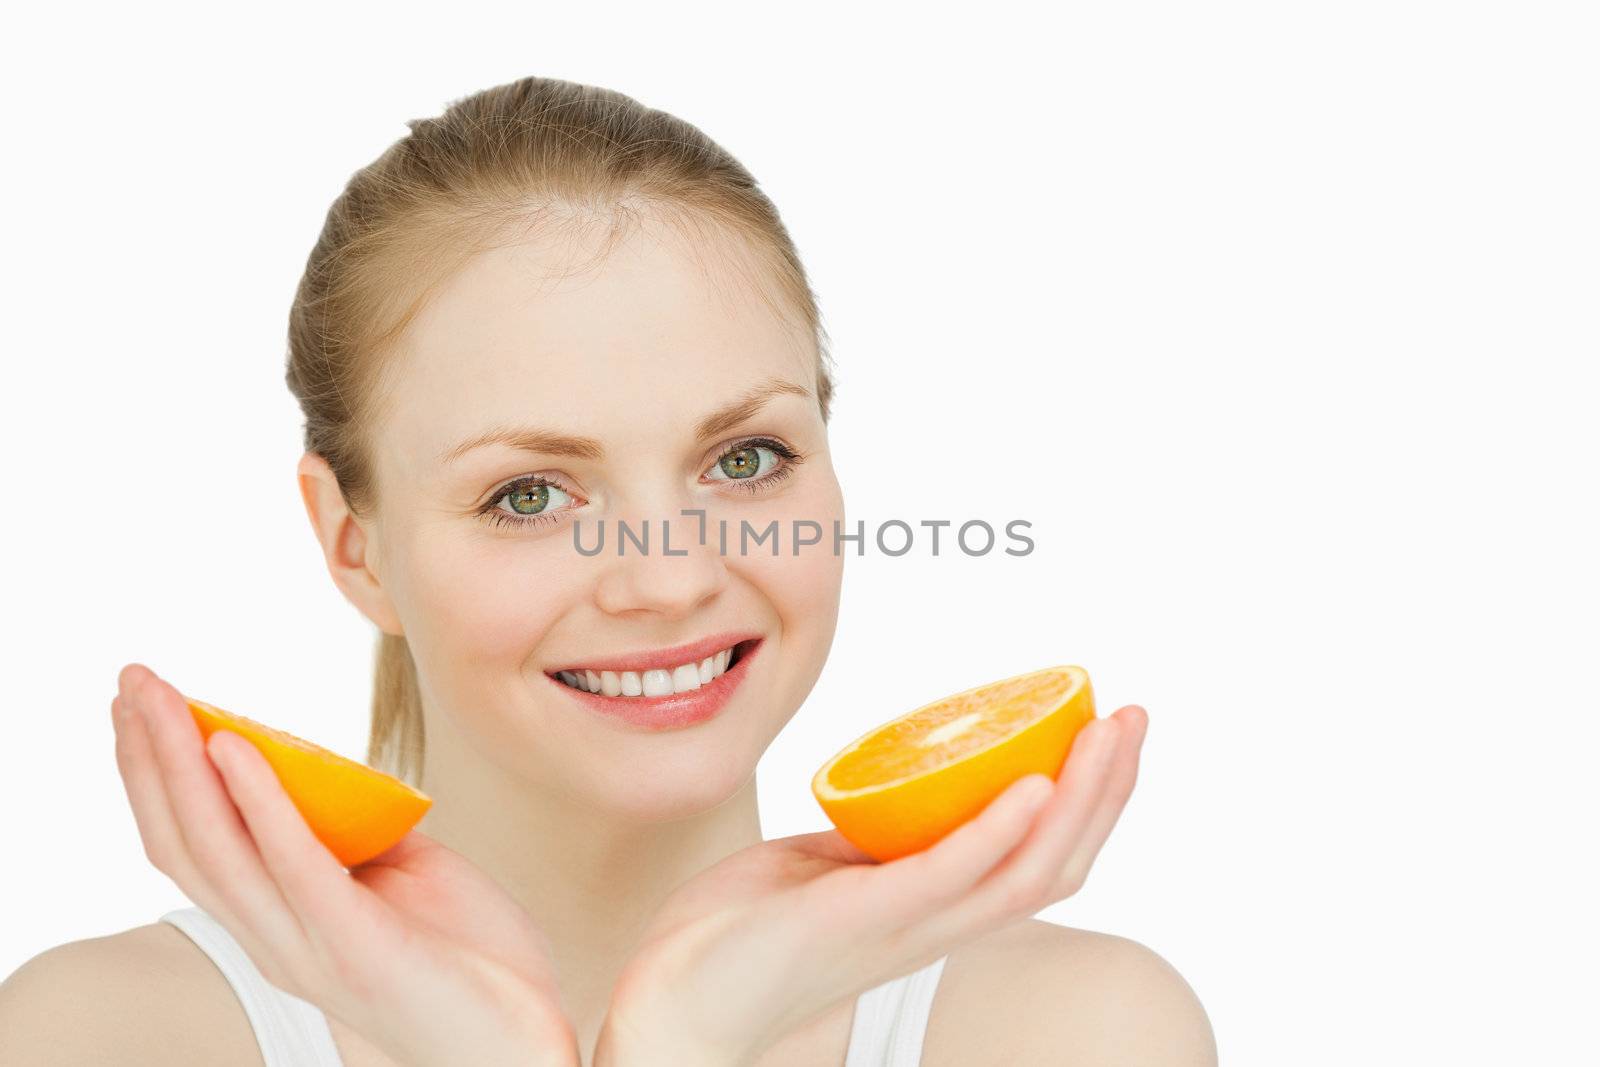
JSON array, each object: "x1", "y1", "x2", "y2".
[{"x1": 548, "y1": 638, "x2": 758, "y2": 699}]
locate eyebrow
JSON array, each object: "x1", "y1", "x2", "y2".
[{"x1": 437, "y1": 375, "x2": 814, "y2": 466}]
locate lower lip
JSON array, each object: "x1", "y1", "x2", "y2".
[{"x1": 546, "y1": 639, "x2": 763, "y2": 731}]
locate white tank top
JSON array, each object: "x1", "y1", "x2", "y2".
[{"x1": 161, "y1": 906, "x2": 949, "y2": 1066}]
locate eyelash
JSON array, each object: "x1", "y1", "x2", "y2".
[{"x1": 477, "y1": 436, "x2": 805, "y2": 531}]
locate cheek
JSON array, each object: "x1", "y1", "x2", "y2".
[
  {"x1": 741, "y1": 531, "x2": 842, "y2": 629},
  {"x1": 730, "y1": 473, "x2": 846, "y2": 663},
  {"x1": 393, "y1": 527, "x2": 580, "y2": 676}
]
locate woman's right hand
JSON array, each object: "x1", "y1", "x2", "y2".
[{"x1": 112, "y1": 662, "x2": 580, "y2": 1067}]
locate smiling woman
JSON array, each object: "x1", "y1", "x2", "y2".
[{"x1": 0, "y1": 74, "x2": 1211, "y2": 1067}]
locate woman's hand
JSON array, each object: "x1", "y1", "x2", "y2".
[
  {"x1": 111, "y1": 663, "x2": 581, "y2": 1067},
  {"x1": 594, "y1": 705, "x2": 1148, "y2": 1067}
]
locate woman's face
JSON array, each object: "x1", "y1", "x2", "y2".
[{"x1": 362, "y1": 215, "x2": 844, "y2": 818}]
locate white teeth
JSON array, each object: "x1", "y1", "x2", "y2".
[
  {"x1": 673, "y1": 663, "x2": 701, "y2": 693},
  {"x1": 556, "y1": 644, "x2": 743, "y2": 697}
]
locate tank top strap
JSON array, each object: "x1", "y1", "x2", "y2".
[
  {"x1": 160, "y1": 906, "x2": 344, "y2": 1067},
  {"x1": 844, "y1": 953, "x2": 950, "y2": 1067}
]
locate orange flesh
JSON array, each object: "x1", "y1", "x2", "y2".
[{"x1": 826, "y1": 670, "x2": 1075, "y2": 791}]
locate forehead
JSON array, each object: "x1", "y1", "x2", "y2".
[{"x1": 378, "y1": 212, "x2": 815, "y2": 475}]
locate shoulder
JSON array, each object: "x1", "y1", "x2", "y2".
[
  {"x1": 925, "y1": 918, "x2": 1217, "y2": 1067},
  {"x1": 0, "y1": 919, "x2": 261, "y2": 1066}
]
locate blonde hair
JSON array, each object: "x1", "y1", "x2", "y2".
[{"x1": 284, "y1": 76, "x2": 836, "y2": 787}]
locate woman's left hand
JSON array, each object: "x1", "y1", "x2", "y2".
[{"x1": 594, "y1": 705, "x2": 1149, "y2": 1067}]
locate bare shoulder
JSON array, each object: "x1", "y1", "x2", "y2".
[
  {"x1": 0, "y1": 920, "x2": 263, "y2": 1067},
  {"x1": 924, "y1": 918, "x2": 1217, "y2": 1067}
]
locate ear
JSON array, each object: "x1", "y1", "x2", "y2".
[{"x1": 296, "y1": 451, "x2": 404, "y2": 637}]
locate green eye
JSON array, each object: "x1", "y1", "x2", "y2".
[
  {"x1": 705, "y1": 437, "x2": 804, "y2": 493},
  {"x1": 480, "y1": 477, "x2": 579, "y2": 530},
  {"x1": 717, "y1": 445, "x2": 771, "y2": 480},
  {"x1": 508, "y1": 483, "x2": 552, "y2": 514}
]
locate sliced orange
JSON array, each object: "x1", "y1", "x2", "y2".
[
  {"x1": 186, "y1": 697, "x2": 432, "y2": 868},
  {"x1": 811, "y1": 665, "x2": 1096, "y2": 862}
]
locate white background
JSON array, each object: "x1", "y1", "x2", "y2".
[{"x1": 3, "y1": 3, "x2": 1596, "y2": 1063}]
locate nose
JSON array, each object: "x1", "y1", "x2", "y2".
[{"x1": 591, "y1": 508, "x2": 730, "y2": 618}]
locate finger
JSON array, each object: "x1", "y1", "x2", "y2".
[
  {"x1": 130, "y1": 669, "x2": 313, "y2": 986},
  {"x1": 114, "y1": 684, "x2": 306, "y2": 994},
  {"x1": 951, "y1": 716, "x2": 1124, "y2": 925},
  {"x1": 205, "y1": 727, "x2": 372, "y2": 944},
  {"x1": 857, "y1": 770, "x2": 1057, "y2": 924},
  {"x1": 112, "y1": 688, "x2": 245, "y2": 932},
  {"x1": 118, "y1": 662, "x2": 146, "y2": 702},
  {"x1": 1050, "y1": 705, "x2": 1147, "y2": 898}
]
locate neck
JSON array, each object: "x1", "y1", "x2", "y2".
[{"x1": 412, "y1": 706, "x2": 764, "y2": 1057}]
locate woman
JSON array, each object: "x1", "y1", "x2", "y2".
[{"x1": 0, "y1": 76, "x2": 1214, "y2": 1065}]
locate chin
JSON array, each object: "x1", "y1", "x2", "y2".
[{"x1": 592, "y1": 757, "x2": 756, "y2": 823}]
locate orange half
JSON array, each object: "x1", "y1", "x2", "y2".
[
  {"x1": 811, "y1": 665, "x2": 1095, "y2": 862},
  {"x1": 187, "y1": 697, "x2": 433, "y2": 868}
]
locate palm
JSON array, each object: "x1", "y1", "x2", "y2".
[
  {"x1": 673, "y1": 831, "x2": 862, "y2": 919},
  {"x1": 349, "y1": 830, "x2": 562, "y2": 995},
  {"x1": 625, "y1": 829, "x2": 882, "y2": 985},
  {"x1": 608, "y1": 826, "x2": 1001, "y2": 1062}
]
